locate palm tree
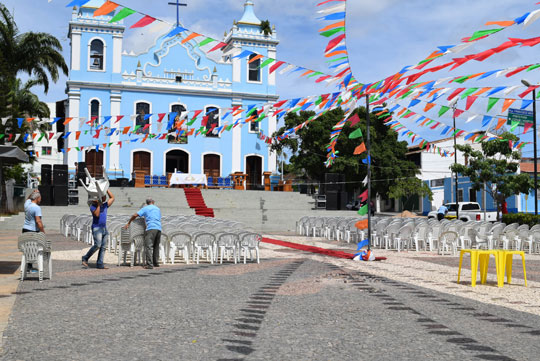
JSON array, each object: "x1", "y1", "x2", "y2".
[
  {"x1": 260, "y1": 20, "x2": 272, "y2": 36},
  {"x1": 0, "y1": 4, "x2": 68, "y2": 95}
]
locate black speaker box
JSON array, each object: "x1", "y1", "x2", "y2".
[
  {"x1": 77, "y1": 162, "x2": 86, "y2": 173},
  {"x1": 41, "y1": 165, "x2": 52, "y2": 186},
  {"x1": 338, "y1": 191, "x2": 348, "y2": 210},
  {"x1": 38, "y1": 185, "x2": 53, "y2": 206},
  {"x1": 299, "y1": 184, "x2": 307, "y2": 194},
  {"x1": 326, "y1": 191, "x2": 339, "y2": 210},
  {"x1": 53, "y1": 164, "x2": 69, "y2": 186},
  {"x1": 325, "y1": 173, "x2": 343, "y2": 192},
  {"x1": 53, "y1": 186, "x2": 68, "y2": 206}
]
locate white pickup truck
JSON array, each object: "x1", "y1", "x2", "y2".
[{"x1": 427, "y1": 202, "x2": 497, "y2": 222}]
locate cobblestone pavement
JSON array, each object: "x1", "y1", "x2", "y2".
[{"x1": 2, "y1": 242, "x2": 540, "y2": 361}]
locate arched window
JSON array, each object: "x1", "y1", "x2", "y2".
[
  {"x1": 205, "y1": 106, "x2": 220, "y2": 138},
  {"x1": 135, "y1": 102, "x2": 150, "y2": 134},
  {"x1": 168, "y1": 104, "x2": 188, "y2": 144},
  {"x1": 248, "y1": 54, "x2": 261, "y2": 82},
  {"x1": 89, "y1": 39, "x2": 104, "y2": 70},
  {"x1": 90, "y1": 99, "x2": 100, "y2": 127}
]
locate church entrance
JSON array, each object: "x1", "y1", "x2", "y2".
[
  {"x1": 133, "y1": 151, "x2": 151, "y2": 175},
  {"x1": 203, "y1": 154, "x2": 220, "y2": 178},
  {"x1": 166, "y1": 149, "x2": 189, "y2": 174},
  {"x1": 85, "y1": 150, "x2": 104, "y2": 178},
  {"x1": 246, "y1": 155, "x2": 262, "y2": 190}
]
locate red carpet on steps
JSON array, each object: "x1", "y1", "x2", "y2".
[
  {"x1": 262, "y1": 237, "x2": 355, "y2": 259},
  {"x1": 183, "y1": 188, "x2": 214, "y2": 217}
]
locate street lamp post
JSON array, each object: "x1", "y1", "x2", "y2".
[
  {"x1": 451, "y1": 98, "x2": 459, "y2": 219},
  {"x1": 365, "y1": 95, "x2": 372, "y2": 251},
  {"x1": 522, "y1": 79, "x2": 537, "y2": 215}
]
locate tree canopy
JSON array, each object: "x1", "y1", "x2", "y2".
[
  {"x1": 272, "y1": 107, "x2": 432, "y2": 204},
  {"x1": 450, "y1": 132, "x2": 533, "y2": 219}
]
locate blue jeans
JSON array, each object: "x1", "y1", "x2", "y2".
[{"x1": 83, "y1": 227, "x2": 108, "y2": 268}]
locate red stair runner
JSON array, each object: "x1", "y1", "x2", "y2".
[{"x1": 183, "y1": 188, "x2": 214, "y2": 217}]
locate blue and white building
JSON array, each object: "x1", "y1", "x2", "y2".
[{"x1": 64, "y1": 0, "x2": 279, "y2": 187}]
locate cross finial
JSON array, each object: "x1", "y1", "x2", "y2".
[{"x1": 168, "y1": 0, "x2": 188, "y2": 27}]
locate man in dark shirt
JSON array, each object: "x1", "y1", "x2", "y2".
[{"x1": 82, "y1": 189, "x2": 115, "y2": 269}]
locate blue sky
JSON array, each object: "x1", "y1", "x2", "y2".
[{"x1": 3, "y1": 0, "x2": 540, "y2": 152}]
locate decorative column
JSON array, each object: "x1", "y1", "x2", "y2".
[
  {"x1": 66, "y1": 88, "x2": 80, "y2": 166},
  {"x1": 112, "y1": 32, "x2": 123, "y2": 74},
  {"x1": 109, "y1": 91, "x2": 122, "y2": 174}
]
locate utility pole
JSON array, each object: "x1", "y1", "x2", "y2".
[
  {"x1": 366, "y1": 95, "x2": 372, "y2": 251},
  {"x1": 452, "y1": 99, "x2": 459, "y2": 219},
  {"x1": 522, "y1": 79, "x2": 537, "y2": 215}
]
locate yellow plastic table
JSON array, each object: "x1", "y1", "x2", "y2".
[
  {"x1": 457, "y1": 249, "x2": 503, "y2": 287},
  {"x1": 497, "y1": 250, "x2": 527, "y2": 287}
]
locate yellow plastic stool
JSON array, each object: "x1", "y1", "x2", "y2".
[
  {"x1": 458, "y1": 249, "x2": 502, "y2": 287},
  {"x1": 497, "y1": 250, "x2": 527, "y2": 287}
]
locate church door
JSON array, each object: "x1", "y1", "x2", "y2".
[
  {"x1": 85, "y1": 150, "x2": 104, "y2": 178},
  {"x1": 166, "y1": 150, "x2": 189, "y2": 174},
  {"x1": 133, "y1": 151, "x2": 151, "y2": 175},
  {"x1": 246, "y1": 156, "x2": 262, "y2": 190},
  {"x1": 203, "y1": 154, "x2": 220, "y2": 178}
]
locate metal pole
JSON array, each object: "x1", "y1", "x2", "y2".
[
  {"x1": 533, "y1": 88, "x2": 538, "y2": 215},
  {"x1": 176, "y1": 0, "x2": 180, "y2": 26},
  {"x1": 366, "y1": 95, "x2": 372, "y2": 251},
  {"x1": 453, "y1": 102, "x2": 459, "y2": 220}
]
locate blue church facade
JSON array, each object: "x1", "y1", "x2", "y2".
[{"x1": 64, "y1": 0, "x2": 279, "y2": 187}]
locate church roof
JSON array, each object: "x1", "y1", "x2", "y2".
[{"x1": 238, "y1": 1, "x2": 262, "y2": 26}]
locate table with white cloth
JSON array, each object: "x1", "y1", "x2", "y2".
[{"x1": 169, "y1": 173, "x2": 208, "y2": 186}]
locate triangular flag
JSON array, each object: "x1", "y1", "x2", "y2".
[
  {"x1": 130, "y1": 15, "x2": 156, "y2": 29},
  {"x1": 501, "y1": 99, "x2": 516, "y2": 113},
  {"x1": 93, "y1": 1, "x2": 119, "y2": 17},
  {"x1": 109, "y1": 7, "x2": 135, "y2": 23},
  {"x1": 354, "y1": 142, "x2": 366, "y2": 155},
  {"x1": 465, "y1": 96, "x2": 478, "y2": 110},
  {"x1": 358, "y1": 204, "x2": 368, "y2": 216},
  {"x1": 487, "y1": 97, "x2": 500, "y2": 112},
  {"x1": 358, "y1": 190, "x2": 368, "y2": 202},
  {"x1": 348, "y1": 113, "x2": 361, "y2": 126},
  {"x1": 524, "y1": 122, "x2": 534, "y2": 134},
  {"x1": 349, "y1": 128, "x2": 363, "y2": 139},
  {"x1": 355, "y1": 219, "x2": 368, "y2": 230},
  {"x1": 438, "y1": 106, "x2": 450, "y2": 117}
]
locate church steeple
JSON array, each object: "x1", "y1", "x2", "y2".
[{"x1": 237, "y1": 1, "x2": 261, "y2": 26}]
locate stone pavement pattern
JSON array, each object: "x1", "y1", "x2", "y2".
[{"x1": 1, "y1": 237, "x2": 540, "y2": 360}]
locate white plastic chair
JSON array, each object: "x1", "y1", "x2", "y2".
[
  {"x1": 239, "y1": 233, "x2": 261, "y2": 264},
  {"x1": 193, "y1": 233, "x2": 215, "y2": 264},
  {"x1": 18, "y1": 232, "x2": 51, "y2": 282},
  {"x1": 216, "y1": 233, "x2": 239, "y2": 264}
]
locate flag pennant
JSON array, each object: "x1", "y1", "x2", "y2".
[
  {"x1": 357, "y1": 204, "x2": 368, "y2": 216},
  {"x1": 487, "y1": 97, "x2": 500, "y2": 112},
  {"x1": 93, "y1": 1, "x2": 119, "y2": 17},
  {"x1": 109, "y1": 7, "x2": 136, "y2": 23},
  {"x1": 166, "y1": 26, "x2": 188, "y2": 37},
  {"x1": 349, "y1": 128, "x2": 363, "y2": 139},
  {"x1": 524, "y1": 122, "x2": 534, "y2": 134},
  {"x1": 130, "y1": 15, "x2": 156, "y2": 29},
  {"x1": 358, "y1": 190, "x2": 368, "y2": 202},
  {"x1": 67, "y1": 0, "x2": 91, "y2": 7},
  {"x1": 502, "y1": 99, "x2": 516, "y2": 113},
  {"x1": 521, "y1": 99, "x2": 534, "y2": 109},
  {"x1": 354, "y1": 142, "x2": 366, "y2": 155}
]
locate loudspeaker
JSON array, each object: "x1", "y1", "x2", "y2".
[
  {"x1": 326, "y1": 191, "x2": 339, "y2": 210},
  {"x1": 338, "y1": 191, "x2": 348, "y2": 210},
  {"x1": 53, "y1": 164, "x2": 69, "y2": 186},
  {"x1": 77, "y1": 162, "x2": 86, "y2": 173},
  {"x1": 325, "y1": 173, "x2": 343, "y2": 192},
  {"x1": 299, "y1": 184, "x2": 307, "y2": 194},
  {"x1": 53, "y1": 186, "x2": 68, "y2": 206},
  {"x1": 38, "y1": 185, "x2": 53, "y2": 206},
  {"x1": 68, "y1": 196, "x2": 79, "y2": 205},
  {"x1": 41, "y1": 165, "x2": 52, "y2": 186}
]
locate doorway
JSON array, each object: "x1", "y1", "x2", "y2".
[
  {"x1": 166, "y1": 149, "x2": 189, "y2": 173},
  {"x1": 246, "y1": 155, "x2": 262, "y2": 190},
  {"x1": 203, "y1": 154, "x2": 221, "y2": 178},
  {"x1": 133, "y1": 151, "x2": 151, "y2": 175},
  {"x1": 85, "y1": 150, "x2": 104, "y2": 178}
]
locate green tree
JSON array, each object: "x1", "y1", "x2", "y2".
[
  {"x1": 272, "y1": 107, "x2": 432, "y2": 207},
  {"x1": 450, "y1": 132, "x2": 533, "y2": 220},
  {"x1": 260, "y1": 20, "x2": 272, "y2": 36}
]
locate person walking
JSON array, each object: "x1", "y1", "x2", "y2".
[
  {"x1": 125, "y1": 198, "x2": 162, "y2": 269},
  {"x1": 22, "y1": 191, "x2": 45, "y2": 272},
  {"x1": 437, "y1": 203, "x2": 448, "y2": 221},
  {"x1": 82, "y1": 189, "x2": 115, "y2": 269}
]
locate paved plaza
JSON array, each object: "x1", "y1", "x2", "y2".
[{"x1": 1, "y1": 232, "x2": 540, "y2": 360}]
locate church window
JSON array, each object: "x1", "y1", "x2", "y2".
[
  {"x1": 89, "y1": 39, "x2": 104, "y2": 71},
  {"x1": 90, "y1": 99, "x2": 100, "y2": 127},
  {"x1": 248, "y1": 54, "x2": 261, "y2": 82},
  {"x1": 135, "y1": 102, "x2": 150, "y2": 134},
  {"x1": 249, "y1": 110, "x2": 260, "y2": 133},
  {"x1": 168, "y1": 104, "x2": 188, "y2": 144},
  {"x1": 205, "y1": 106, "x2": 220, "y2": 138}
]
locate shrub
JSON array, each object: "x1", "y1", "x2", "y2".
[{"x1": 502, "y1": 213, "x2": 540, "y2": 227}]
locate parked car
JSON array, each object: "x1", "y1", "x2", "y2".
[
  {"x1": 346, "y1": 200, "x2": 361, "y2": 211},
  {"x1": 427, "y1": 202, "x2": 497, "y2": 222}
]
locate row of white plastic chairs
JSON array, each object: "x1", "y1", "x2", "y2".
[
  {"x1": 296, "y1": 216, "x2": 540, "y2": 255},
  {"x1": 60, "y1": 214, "x2": 262, "y2": 265}
]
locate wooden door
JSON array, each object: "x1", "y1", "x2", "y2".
[
  {"x1": 85, "y1": 150, "x2": 104, "y2": 178},
  {"x1": 246, "y1": 156, "x2": 262, "y2": 190},
  {"x1": 133, "y1": 151, "x2": 151, "y2": 175},
  {"x1": 203, "y1": 154, "x2": 220, "y2": 178}
]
